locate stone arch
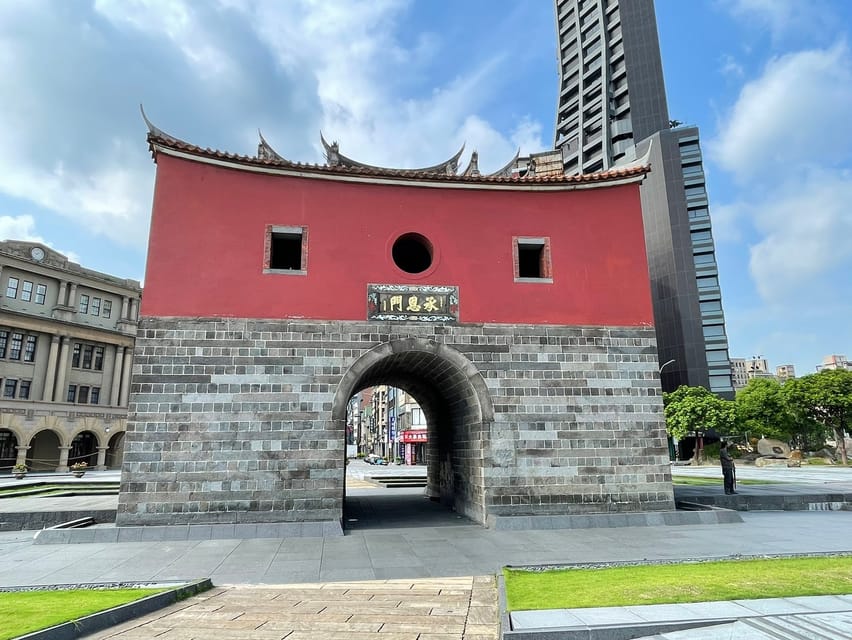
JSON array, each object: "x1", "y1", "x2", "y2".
[
  {"x1": 333, "y1": 337, "x2": 494, "y2": 523},
  {"x1": 0, "y1": 428, "x2": 19, "y2": 473},
  {"x1": 106, "y1": 431, "x2": 126, "y2": 469},
  {"x1": 27, "y1": 429, "x2": 63, "y2": 471},
  {"x1": 69, "y1": 430, "x2": 99, "y2": 468}
]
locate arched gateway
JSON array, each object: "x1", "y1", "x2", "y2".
[{"x1": 116, "y1": 122, "x2": 675, "y2": 530}]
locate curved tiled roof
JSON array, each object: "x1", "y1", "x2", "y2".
[{"x1": 141, "y1": 109, "x2": 649, "y2": 187}]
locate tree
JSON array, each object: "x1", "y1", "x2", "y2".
[
  {"x1": 783, "y1": 369, "x2": 852, "y2": 465},
  {"x1": 734, "y1": 378, "x2": 796, "y2": 442},
  {"x1": 663, "y1": 385, "x2": 737, "y2": 441}
]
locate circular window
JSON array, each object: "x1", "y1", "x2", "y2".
[{"x1": 392, "y1": 233, "x2": 433, "y2": 274}]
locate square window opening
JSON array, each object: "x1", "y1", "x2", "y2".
[
  {"x1": 270, "y1": 231, "x2": 304, "y2": 270},
  {"x1": 518, "y1": 244, "x2": 544, "y2": 278},
  {"x1": 515, "y1": 237, "x2": 551, "y2": 281}
]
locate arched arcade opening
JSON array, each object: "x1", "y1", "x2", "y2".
[
  {"x1": 27, "y1": 430, "x2": 61, "y2": 471},
  {"x1": 106, "y1": 431, "x2": 126, "y2": 469},
  {"x1": 333, "y1": 338, "x2": 494, "y2": 526},
  {"x1": 69, "y1": 431, "x2": 98, "y2": 468},
  {"x1": 0, "y1": 429, "x2": 18, "y2": 473}
]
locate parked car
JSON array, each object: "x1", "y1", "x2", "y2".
[{"x1": 365, "y1": 454, "x2": 387, "y2": 465}]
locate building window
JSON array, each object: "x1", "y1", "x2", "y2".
[
  {"x1": 694, "y1": 253, "x2": 715, "y2": 266},
  {"x1": 3, "y1": 379, "x2": 17, "y2": 398},
  {"x1": 35, "y1": 284, "x2": 46, "y2": 304},
  {"x1": 90, "y1": 387, "x2": 100, "y2": 405},
  {"x1": 699, "y1": 300, "x2": 722, "y2": 313},
  {"x1": 21, "y1": 281, "x2": 33, "y2": 302},
  {"x1": 102, "y1": 300, "x2": 112, "y2": 318},
  {"x1": 79, "y1": 294, "x2": 89, "y2": 314},
  {"x1": 706, "y1": 350, "x2": 729, "y2": 363},
  {"x1": 91, "y1": 297, "x2": 101, "y2": 315},
  {"x1": 703, "y1": 324, "x2": 725, "y2": 338},
  {"x1": 0, "y1": 331, "x2": 6, "y2": 359},
  {"x1": 8, "y1": 333, "x2": 23, "y2": 360},
  {"x1": 19, "y1": 380, "x2": 31, "y2": 399},
  {"x1": 709, "y1": 375, "x2": 732, "y2": 390},
  {"x1": 5, "y1": 277, "x2": 19, "y2": 298},
  {"x1": 697, "y1": 276, "x2": 719, "y2": 290},
  {"x1": 514, "y1": 237, "x2": 552, "y2": 281},
  {"x1": 67, "y1": 384, "x2": 77, "y2": 403},
  {"x1": 78, "y1": 386, "x2": 90, "y2": 404},
  {"x1": 266, "y1": 225, "x2": 307, "y2": 273},
  {"x1": 82, "y1": 344, "x2": 93, "y2": 369},
  {"x1": 23, "y1": 336, "x2": 37, "y2": 362},
  {"x1": 93, "y1": 346, "x2": 104, "y2": 371},
  {"x1": 72, "y1": 343, "x2": 81, "y2": 368}
]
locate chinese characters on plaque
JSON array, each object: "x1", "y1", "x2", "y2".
[{"x1": 367, "y1": 284, "x2": 458, "y2": 323}]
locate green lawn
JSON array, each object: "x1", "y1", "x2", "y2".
[
  {"x1": 0, "y1": 588, "x2": 165, "y2": 639},
  {"x1": 504, "y1": 556, "x2": 852, "y2": 611}
]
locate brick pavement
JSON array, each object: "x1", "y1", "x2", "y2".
[{"x1": 80, "y1": 576, "x2": 499, "y2": 640}]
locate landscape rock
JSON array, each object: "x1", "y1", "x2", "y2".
[{"x1": 757, "y1": 438, "x2": 791, "y2": 458}]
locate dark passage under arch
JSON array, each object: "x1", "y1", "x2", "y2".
[{"x1": 333, "y1": 338, "x2": 494, "y2": 524}]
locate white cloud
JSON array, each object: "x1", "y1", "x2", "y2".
[
  {"x1": 719, "y1": 54, "x2": 744, "y2": 78},
  {"x1": 0, "y1": 214, "x2": 81, "y2": 263},
  {"x1": 744, "y1": 169, "x2": 852, "y2": 301},
  {"x1": 234, "y1": 0, "x2": 540, "y2": 170},
  {"x1": 709, "y1": 42, "x2": 852, "y2": 180},
  {"x1": 0, "y1": 215, "x2": 43, "y2": 244},
  {"x1": 721, "y1": 0, "x2": 835, "y2": 41},
  {"x1": 0, "y1": 0, "x2": 546, "y2": 257}
]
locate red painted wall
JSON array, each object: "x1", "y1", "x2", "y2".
[{"x1": 142, "y1": 154, "x2": 654, "y2": 326}]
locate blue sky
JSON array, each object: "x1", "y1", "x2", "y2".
[{"x1": 1, "y1": 0, "x2": 850, "y2": 375}]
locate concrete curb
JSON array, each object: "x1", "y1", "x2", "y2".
[
  {"x1": 487, "y1": 507, "x2": 742, "y2": 530},
  {"x1": 501, "y1": 618, "x2": 729, "y2": 640},
  {"x1": 10, "y1": 578, "x2": 212, "y2": 640},
  {"x1": 33, "y1": 520, "x2": 344, "y2": 544},
  {"x1": 500, "y1": 555, "x2": 852, "y2": 639},
  {"x1": 0, "y1": 509, "x2": 116, "y2": 532}
]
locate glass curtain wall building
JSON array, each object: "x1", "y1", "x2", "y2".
[{"x1": 553, "y1": 0, "x2": 734, "y2": 397}]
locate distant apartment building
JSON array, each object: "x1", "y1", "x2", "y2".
[
  {"x1": 730, "y1": 357, "x2": 771, "y2": 390},
  {"x1": 553, "y1": 0, "x2": 734, "y2": 397},
  {"x1": 818, "y1": 355, "x2": 851, "y2": 371},
  {"x1": 396, "y1": 389, "x2": 428, "y2": 465},
  {"x1": 0, "y1": 240, "x2": 141, "y2": 472},
  {"x1": 775, "y1": 364, "x2": 796, "y2": 381}
]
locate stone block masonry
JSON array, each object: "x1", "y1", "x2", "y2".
[{"x1": 116, "y1": 318, "x2": 674, "y2": 527}]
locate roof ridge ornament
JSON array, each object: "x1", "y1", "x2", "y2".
[
  {"x1": 461, "y1": 151, "x2": 480, "y2": 177},
  {"x1": 257, "y1": 130, "x2": 286, "y2": 161},
  {"x1": 320, "y1": 134, "x2": 465, "y2": 175},
  {"x1": 140, "y1": 104, "x2": 186, "y2": 143},
  {"x1": 486, "y1": 149, "x2": 521, "y2": 178}
]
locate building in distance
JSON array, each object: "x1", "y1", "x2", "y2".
[{"x1": 0, "y1": 240, "x2": 141, "y2": 473}]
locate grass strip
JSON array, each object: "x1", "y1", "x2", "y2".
[
  {"x1": 0, "y1": 588, "x2": 165, "y2": 639},
  {"x1": 504, "y1": 556, "x2": 852, "y2": 611}
]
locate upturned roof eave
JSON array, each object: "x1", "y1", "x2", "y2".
[{"x1": 147, "y1": 132, "x2": 649, "y2": 190}]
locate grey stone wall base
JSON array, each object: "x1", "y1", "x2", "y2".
[
  {"x1": 0, "y1": 509, "x2": 116, "y2": 532},
  {"x1": 486, "y1": 508, "x2": 743, "y2": 530},
  {"x1": 12, "y1": 578, "x2": 212, "y2": 640},
  {"x1": 32, "y1": 520, "x2": 343, "y2": 545},
  {"x1": 681, "y1": 494, "x2": 852, "y2": 512},
  {"x1": 121, "y1": 318, "x2": 673, "y2": 525}
]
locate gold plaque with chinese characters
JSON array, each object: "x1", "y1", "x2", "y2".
[{"x1": 367, "y1": 284, "x2": 458, "y2": 322}]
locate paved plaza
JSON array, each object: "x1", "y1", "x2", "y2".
[{"x1": 2, "y1": 463, "x2": 852, "y2": 638}]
